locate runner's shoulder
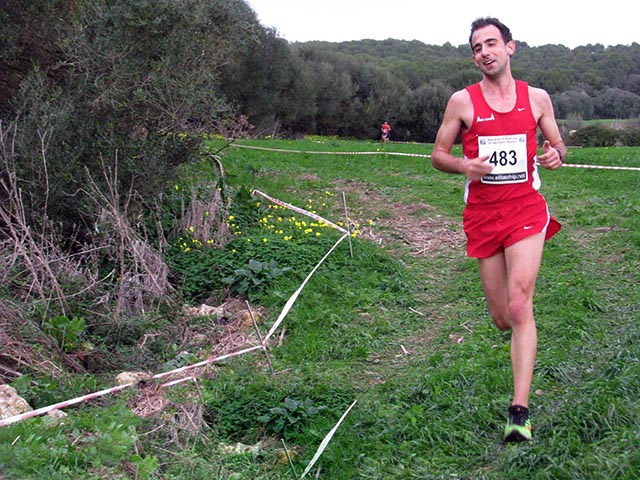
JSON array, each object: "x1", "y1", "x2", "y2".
[
  {"x1": 528, "y1": 85, "x2": 552, "y2": 104},
  {"x1": 445, "y1": 89, "x2": 472, "y2": 114}
]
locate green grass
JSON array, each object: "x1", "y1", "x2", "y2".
[{"x1": 1, "y1": 138, "x2": 639, "y2": 479}]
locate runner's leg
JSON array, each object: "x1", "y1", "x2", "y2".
[
  {"x1": 478, "y1": 252, "x2": 510, "y2": 330},
  {"x1": 478, "y1": 232, "x2": 545, "y2": 407},
  {"x1": 504, "y1": 232, "x2": 544, "y2": 407}
]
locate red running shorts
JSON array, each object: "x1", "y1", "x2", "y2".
[{"x1": 463, "y1": 192, "x2": 561, "y2": 258}]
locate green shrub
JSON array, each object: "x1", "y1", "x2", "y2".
[
  {"x1": 569, "y1": 124, "x2": 618, "y2": 147},
  {"x1": 617, "y1": 126, "x2": 640, "y2": 146},
  {"x1": 222, "y1": 258, "x2": 291, "y2": 299},
  {"x1": 42, "y1": 315, "x2": 87, "y2": 352},
  {"x1": 258, "y1": 397, "x2": 327, "y2": 437}
]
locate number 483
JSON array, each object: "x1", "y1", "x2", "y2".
[{"x1": 489, "y1": 150, "x2": 517, "y2": 167}]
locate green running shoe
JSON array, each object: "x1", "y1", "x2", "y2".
[{"x1": 504, "y1": 404, "x2": 532, "y2": 442}]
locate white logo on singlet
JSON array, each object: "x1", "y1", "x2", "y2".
[{"x1": 476, "y1": 113, "x2": 495, "y2": 122}]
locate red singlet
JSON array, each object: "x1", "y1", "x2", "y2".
[{"x1": 460, "y1": 80, "x2": 560, "y2": 257}]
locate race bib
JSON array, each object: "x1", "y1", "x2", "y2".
[{"x1": 478, "y1": 134, "x2": 528, "y2": 184}]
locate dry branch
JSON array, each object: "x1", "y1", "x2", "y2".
[{"x1": 84, "y1": 154, "x2": 172, "y2": 320}]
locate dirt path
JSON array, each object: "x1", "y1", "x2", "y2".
[{"x1": 335, "y1": 179, "x2": 465, "y2": 257}]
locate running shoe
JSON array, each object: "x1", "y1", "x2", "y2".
[{"x1": 504, "y1": 404, "x2": 532, "y2": 442}]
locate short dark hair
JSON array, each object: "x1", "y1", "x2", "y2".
[{"x1": 469, "y1": 17, "x2": 513, "y2": 47}]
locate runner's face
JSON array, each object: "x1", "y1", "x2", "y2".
[{"x1": 471, "y1": 25, "x2": 514, "y2": 77}]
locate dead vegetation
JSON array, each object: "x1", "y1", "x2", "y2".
[
  {"x1": 0, "y1": 123, "x2": 189, "y2": 379},
  {"x1": 335, "y1": 179, "x2": 465, "y2": 256},
  {"x1": 84, "y1": 155, "x2": 173, "y2": 321},
  {"x1": 0, "y1": 299, "x2": 65, "y2": 380}
]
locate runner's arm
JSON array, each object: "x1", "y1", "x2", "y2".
[
  {"x1": 532, "y1": 87, "x2": 565, "y2": 169},
  {"x1": 432, "y1": 91, "x2": 492, "y2": 181}
]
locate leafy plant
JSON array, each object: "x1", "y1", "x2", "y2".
[
  {"x1": 131, "y1": 454, "x2": 159, "y2": 480},
  {"x1": 42, "y1": 315, "x2": 87, "y2": 351},
  {"x1": 161, "y1": 349, "x2": 200, "y2": 372},
  {"x1": 258, "y1": 397, "x2": 328, "y2": 436},
  {"x1": 222, "y1": 258, "x2": 291, "y2": 298}
]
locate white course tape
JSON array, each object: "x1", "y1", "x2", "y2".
[
  {"x1": 264, "y1": 233, "x2": 349, "y2": 343},
  {"x1": 253, "y1": 189, "x2": 348, "y2": 233},
  {"x1": 300, "y1": 399, "x2": 358, "y2": 478},
  {"x1": 232, "y1": 143, "x2": 640, "y2": 171},
  {"x1": 151, "y1": 345, "x2": 263, "y2": 381},
  {"x1": 231, "y1": 143, "x2": 431, "y2": 158},
  {"x1": 0, "y1": 383, "x2": 134, "y2": 427},
  {"x1": 562, "y1": 163, "x2": 640, "y2": 171},
  {"x1": 0, "y1": 345, "x2": 264, "y2": 427}
]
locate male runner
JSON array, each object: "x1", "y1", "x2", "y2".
[
  {"x1": 431, "y1": 17, "x2": 565, "y2": 442},
  {"x1": 381, "y1": 121, "x2": 391, "y2": 143}
]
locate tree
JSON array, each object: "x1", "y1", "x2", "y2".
[
  {"x1": 221, "y1": 28, "x2": 317, "y2": 136},
  {"x1": 0, "y1": 0, "x2": 73, "y2": 117},
  {"x1": 594, "y1": 87, "x2": 640, "y2": 119},
  {"x1": 363, "y1": 68, "x2": 412, "y2": 140},
  {"x1": 411, "y1": 80, "x2": 453, "y2": 142},
  {"x1": 552, "y1": 88, "x2": 595, "y2": 120},
  {"x1": 4, "y1": 0, "x2": 261, "y2": 242},
  {"x1": 625, "y1": 74, "x2": 640, "y2": 97},
  {"x1": 306, "y1": 61, "x2": 353, "y2": 135}
]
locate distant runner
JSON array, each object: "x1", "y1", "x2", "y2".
[{"x1": 381, "y1": 121, "x2": 391, "y2": 143}]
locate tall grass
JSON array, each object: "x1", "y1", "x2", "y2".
[
  {"x1": 1, "y1": 138, "x2": 638, "y2": 479},
  {"x1": 211, "y1": 139, "x2": 640, "y2": 479}
]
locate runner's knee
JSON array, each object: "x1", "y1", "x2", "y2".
[
  {"x1": 508, "y1": 293, "x2": 533, "y2": 327},
  {"x1": 493, "y1": 315, "x2": 511, "y2": 331}
]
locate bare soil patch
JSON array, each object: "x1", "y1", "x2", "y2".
[{"x1": 335, "y1": 180, "x2": 465, "y2": 256}]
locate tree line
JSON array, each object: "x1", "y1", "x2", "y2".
[
  {"x1": 295, "y1": 39, "x2": 640, "y2": 140},
  {"x1": 1, "y1": 0, "x2": 639, "y2": 247}
]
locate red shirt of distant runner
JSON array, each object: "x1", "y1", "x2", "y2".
[{"x1": 381, "y1": 122, "x2": 391, "y2": 141}]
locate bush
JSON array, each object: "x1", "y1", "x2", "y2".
[
  {"x1": 258, "y1": 397, "x2": 327, "y2": 438},
  {"x1": 569, "y1": 124, "x2": 618, "y2": 147},
  {"x1": 222, "y1": 259, "x2": 291, "y2": 299},
  {"x1": 3, "y1": 0, "x2": 259, "y2": 249},
  {"x1": 618, "y1": 126, "x2": 640, "y2": 146}
]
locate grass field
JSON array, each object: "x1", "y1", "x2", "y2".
[{"x1": 1, "y1": 138, "x2": 639, "y2": 479}]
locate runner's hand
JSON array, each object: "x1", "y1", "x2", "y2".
[
  {"x1": 537, "y1": 140, "x2": 563, "y2": 170},
  {"x1": 464, "y1": 155, "x2": 493, "y2": 181}
]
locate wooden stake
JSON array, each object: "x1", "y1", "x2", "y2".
[
  {"x1": 246, "y1": 300, "x2": 275, "y2": 376},
  {"x1": 281, "y1": 439, "x2": 299, "y2": 480},
  {"x1": 342, "y1": 192, "x2": 353, "y2": 257}
]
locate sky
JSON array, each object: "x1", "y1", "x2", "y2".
[{"x1": 246, "y1": 0, "x2": 637, "y2": 49}]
